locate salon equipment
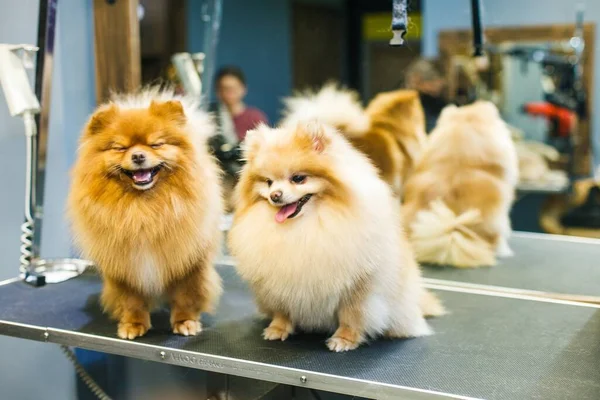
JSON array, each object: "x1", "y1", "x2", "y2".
[
  {"x1": 470, "y1": 0, "x2": 484, "y2": 56},
  {"x1": 493, "y1": 5, "x2": 586, "y2": 118},
  {"x1": 0, "y1": 0, "x2": 94, "y2": 287},
  {"x1": 389, "y1": 0, "x2": 408, "y2": 46},
  {"x1": 522, "y1": 102, "x2": 576, "y2": 139},
  {"x1": 200, "y1": 0, "x2": 223, "y2": 107},
  {"x1": 170, "y1": 1, "x2": 240, "y2": 177},
  {"x1": 207, "y1": 133, "x2": 244, "y2": 177},
  {"x1": 170, "y1": 51, "x2": 244, "y2": 178},
  {"x1": 171, "y1": 52, "x2": 203, "y2": 99},
  {"x1": 191, "y1": 52, "x2": 205, "y2": 77},
  {"x1": 0, "y1": 44, "x2": 93, "y2": 286},
  {"x1": 490, "y1": 6, "x2": 587, "y2": 197},
  {"x1": 0, "y1": 44, "x2": 42, "y2": 284},
  {"x1": 170, "y1": 2, "x2": 243, "y2": 182}
]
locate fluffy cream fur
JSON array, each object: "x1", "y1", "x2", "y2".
[
  {"x1": 409, "y1": 200, "x2": 496, "y2": 267},
  {"x1": 281, "y1": 83, "x2": 370, "y2": 136},
  {"x1": 403, "y1": 101, "x2": 518, "y2": 268},
  {"x1": 229, "y1": 121, "x2": 443, "y2": 352}
]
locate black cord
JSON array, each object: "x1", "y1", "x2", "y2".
[{"x1": 310, "y1": 389, "x2": 324, "y2": 400}]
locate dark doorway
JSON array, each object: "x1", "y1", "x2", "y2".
[
  {"x1": 292, "y1": 2, "x2": 346, "y2": 90},
  {"x1": 139, "y1": 0, "x2": 187, "y2": 84}
]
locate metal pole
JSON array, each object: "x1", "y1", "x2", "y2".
[
  {"x1": 200, "y1": 0, "x2": 223, "y2": 108},
  {"x1": 471, "y1": 0, "x2": 484, "y2": 57},
  {"x1": 32, "y1": 0, "x2": 59, "y2": 258}
]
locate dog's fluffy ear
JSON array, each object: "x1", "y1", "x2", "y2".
[
  {"x1": 150, "y1": 100, "x2": 186, "y2": 123},
  {"x1": 297, "y1": 120, "x2": 331, "y2": 153},
  {"x1": 242, "y1": 123, "x2": 269, "y2": 161},
  {"x1": 87, "y1": 104, "x2": 119, "y2": 135}
]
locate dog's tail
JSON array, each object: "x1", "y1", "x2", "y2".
[
  {"x1": 281, "y1": 83, "x2": 370, "y2": 137},
  {"x1": 410, "y1": 200, "x2": 496, "y2": 268}
]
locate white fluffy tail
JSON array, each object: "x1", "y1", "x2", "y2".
[
  {"x1": 281, "y1": 83, "x2": 370, "y2": 137},
  {"x1": 410, "y1": 200, "x2": 495, "y2": 268}
]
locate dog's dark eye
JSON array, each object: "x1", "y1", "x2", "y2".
[
  {"x1": 291, "y1": 175, "x2": 307, "y2": 184},
  {"x1": 150, "y1": 143, "x2": 164, "y2": 149},
  {"x1": 266, "y1": 179, "x2": 273, "y2": 187}
]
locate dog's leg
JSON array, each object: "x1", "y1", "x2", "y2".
[
  {"x1": 263, "y1": 312, "x2": 295, "y2": 341},
  {"x1": 101, "y1": 278, "x2": 151, "y2": 340},
  {"x1": 386, "y1": 285, "x2": 433, "y2": 339},
  {"x1": 168, "y1": 264, "x2": 222, "y2": 336},
  {"x1": 496, "y1": 237, "x2": 514, "y2": 257},
  {"x1": 495, "y1": 213, "x2": 514, "y2": 258},
  {"x1": 386, "y1": 303, "x2": 432, "y2": 339},
  {"x1": 326, "y1": 288, "x2": 370, "y2": 352}
]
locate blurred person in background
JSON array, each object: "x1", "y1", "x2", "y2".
[
  {"x1": 208, "y1": 66, "x2": 268, "y2": 212},
  {"x1": 210, "y1": 65, "x2": 268, "y2": 143}
]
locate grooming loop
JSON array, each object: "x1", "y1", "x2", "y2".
[{"x1": 390, "y1": 0, "x2": 408, "y2": 46}]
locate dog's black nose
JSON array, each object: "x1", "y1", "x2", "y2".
[
  {"x1": 132, "y1": 152, "x2": 146, "y2": 165},
  {"x1": 270, "y1": 191, "x2": 282, "y2": 203}
]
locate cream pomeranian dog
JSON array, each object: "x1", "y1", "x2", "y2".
[
  {"x1": 68, "y1": 88, "x2": 222, "y2": 340},
  {"x1": 228, "y1": 120, "x2": 444, "y2": 352},
  {"x1": 403, "y1": 101, "x2": 518, "y2": 268}
]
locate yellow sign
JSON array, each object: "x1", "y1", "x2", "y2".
[{"x1": 363, "y1": 12, "x2": 421, "y2": 41}]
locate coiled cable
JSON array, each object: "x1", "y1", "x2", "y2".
[{"x1": 59, "y1": 345, "x2": 112, "y2": 400}]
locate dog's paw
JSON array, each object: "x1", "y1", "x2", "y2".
[
  {"x1": 173, "y1": 320, "x2": 202, "y2": 336},
  {"x1": 118, "y1": 322, "x2": 149, "y2": 340},
  {"x1": 496, "y1": 241, "x2": 514, "y2": 258},
  {"x1": 262, "y1": 325, "x2": 291, "y2": 341},
  {"x1": 326, "y1": 336, "x2": 359, "y2": 352}
]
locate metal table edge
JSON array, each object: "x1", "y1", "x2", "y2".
[
  {"x1": 512, "y1": 231, "x2": 600, "y2": 244},
  {"x1": 424, "y1": 282, "x2": 600, "y2": 308},
  {"x1": 0, "y1": 319, "x2": 47, "y2": 341},
  {"x1": 0, "y1": 319, "x2": 476, "y2": 400}
]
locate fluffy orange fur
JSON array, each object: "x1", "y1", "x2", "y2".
[
  {"x1": 229, "y1": 121, "x2": 443, "y2": 352},
  {"x1": 359, "y1": 89, "x2": 427, "y2": 192},
  {"x1": 281, "y1": 85, "x2": 426, "y2": 195},
  {"x1": 403, "y1": 101, "x2": 518, "y2": 268},
  {"x1": 68, "y1": 90, "x2": 223, "y2": 339}
]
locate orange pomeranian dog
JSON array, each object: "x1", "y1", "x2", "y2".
[
  {"x1": 68, "y1": 89, "x2": 223, "y2": 340},
  {"x1": 228, "y1": 120, "x2": 444, "y2": 352},
  {"x1": 282, "y1": 83, "x2": 426, "y2": 195},
  {"x1": 403, "y1": 101, "x2": 519, "y2": 268}
]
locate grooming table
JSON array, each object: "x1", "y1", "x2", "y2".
[
  {"x1": 1, "y1": 235, "x2": 600, "y2": 399},
  {"x1": 516, "y1": 181, "x2": 569, "y2": 194},
  {"x1": 423, "y1": 232, "x2": 600, "y2": 300}
]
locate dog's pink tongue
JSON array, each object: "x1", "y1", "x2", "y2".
[
  {"x1": 275, "y1": 202, "x2": 298, "y2": 223},
  {"x1": 133, "y1": 170, "x2": 151, "y2": 183}
]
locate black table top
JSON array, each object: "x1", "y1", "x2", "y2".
[{"x1": 1, "y1": 259, "x2": 600, "y2": 399}]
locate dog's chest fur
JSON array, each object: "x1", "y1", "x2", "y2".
[
  {"x1": 237, "y1": 217, "x2": 383, "y2": 331},
  {"x1": 130, "y1": 245, "x2": 164, "y2": 295}
]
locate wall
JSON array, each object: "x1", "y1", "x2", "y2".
[
  {"x1": 422, "y1": 0, "x2": 600, "y2": 168},
  {"x1": 187, "y1": 0, "x2": 292, "y2": 124},
  {"x1": 0, "y1": 0, "x2": 95, "y2": 398}
]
